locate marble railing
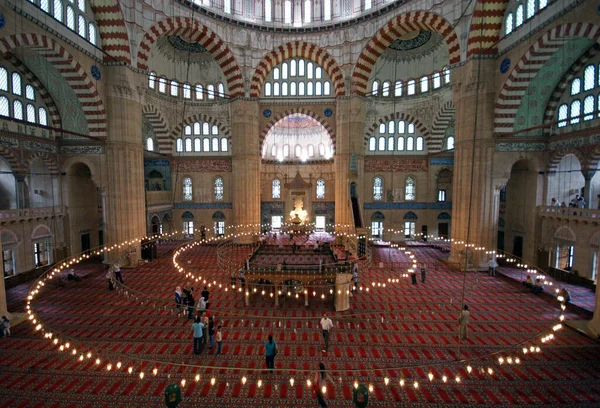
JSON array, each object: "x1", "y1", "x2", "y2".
[
  {"x1": 0, "y1": 206, "x2": 65, "y2": 222},
  {"x1": 538, "y1": 206, "x2": 600, "y2": 221}
]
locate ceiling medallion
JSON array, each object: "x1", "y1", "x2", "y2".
[
  {"x1": 167, "y1": 36, "x2": 208, "y2": 54},
  {"x1": 388, "y1": 30, "x2": 432, "y2": 52}
]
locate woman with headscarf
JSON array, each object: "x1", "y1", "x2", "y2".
[{"x1": 174, "y1": 286, "x2": 183, "y2": 311}]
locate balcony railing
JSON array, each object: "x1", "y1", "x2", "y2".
[
  {"x1": 0, "y1": 206, "x2": 65, "y2": 223},
  {"x1": 538, "y1": 205, "x2": 600, "y2": 221}
]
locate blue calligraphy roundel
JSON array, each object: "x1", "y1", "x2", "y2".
[
  {"x1": 263, "y1": 109, "x2": 272, "y2": 118},
  {"x1": 91, "y1": 65, "x2": 101, "y2": 80},
  {"x1": 0, "y1": 12, "x2": 6, "y2": 30},
  {"x1": 324, "y1": 108, "x2": 333, "y2": 117},
  {"x1": 499, "y1": 58, "x2": 511, "y2": 74}
]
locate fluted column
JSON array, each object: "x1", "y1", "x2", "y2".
[
  {"x1": 335, "y1": 97, "x2": 366, "y2": 234},
  {"x1": 449, "y1": 59, "x2": 499, "y2": 268},
  {"x1": 231, "y1": 99, "x2": 260, "y2": 242},
  {"x1": 103, "y1": 67, "x2": 146, "y2": 264}
]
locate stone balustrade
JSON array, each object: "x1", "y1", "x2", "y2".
[
  {"x1": 538, "y1": 206, "x2": 600, "y2": 222},
  {"x1": 0, "y1": 206, "x2": 65, "y2": 224}
]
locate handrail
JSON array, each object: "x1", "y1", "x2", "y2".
[{"x1": 538, "y1": 205, "x2": 600, "y2": 220}]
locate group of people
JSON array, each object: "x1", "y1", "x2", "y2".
[
  {"x1": 409, "y1": 263, "x2": 427, "y2": 285},
  {"x1": 175, "y1": 284, "x2": 211, "y2": 319},
  {"x1": 551, "y1": 195, "x2": 587, "y2": 209},
  {"x1": 523, "y1": 275, "x2": 545, "y2": 294},
  {"x1": 191, "y1": 314, "x2": 222, "y2": 355}
]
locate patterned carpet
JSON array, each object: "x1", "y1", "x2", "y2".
[{"x1": 1, "y1": 240, "x2": 600, "y2": 407}]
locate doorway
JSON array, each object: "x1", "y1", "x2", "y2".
[
  {"x1": 315, "y1": 216, "x2": 326, "y2": 232},
  {"x1": 497, "y1": 230, "x2": 504, "y2": 252},
  {"x1": 421, "y1": 225, "x2": 428, "y2": 241},
  {"x1": 438, "y1": 223, "x2": 448, "y2": 239},
  {"x1": 513, "y1": 235, "x2": 523, "y2": 258},
  {"x1": 81, "y1": 232, "x2": 91, "y2": 254},
  {"x1": 271, "y1": 215, "x2": 282, "y2": 231}
]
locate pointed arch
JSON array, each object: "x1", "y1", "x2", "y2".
[
  {"x1": 0, "y1": 33, "x2": 107, "y2": 137},
  {"x1": 547, "y1": 149, "x2": 586, "y2": 173},
  {"x1": 352, "y1": 12, "x2": 460, "y2": 95},
  {"x1": 586, "y1": 144, "x2": 600, "y2": 172},
  {"x1": 136, "y1": 17, "x2": 244, "y2": 97},
  {"x1": 25, "y1": 152, "x2": 59, "y2": 175},
  {"x1": 249, "y1": 41, "x2": 345, "y2": 97},
  {"x1": 0, "y1": 146, "x2": 22, "y2": 174},
  {"x1": 495, "y1": 23, "x2": 600, "y2": 137},
  {"x1": 89, "y1": 0, "x2": 131, "y2": 63},
  {"x1": 554, "y1": 225, "x2": 576, "y2": 242},
  {"x1": 364, "y1": 113, "x2": 429, "y2": 148},
  {"x1": 467, "y1": 0, "x2": 511, "y2": 57},
  {"x1": 170, "y1": 113, "x2": 231, "y2": 143},
  {"x1": 259, "y1": 108, "x2": 335, "y2": 153},
  {"x1": 430, "y1": 101, "x2": 456, "y2": 152},
  {"x1": 142, "y1": 105, "x2": 170, "y2": 154}
]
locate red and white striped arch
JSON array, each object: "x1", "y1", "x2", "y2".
[
  {"x1": 90, "y1": 0, "x2": 131, "y2": 63},
  {"x1": 7, "y1": 55, "x2": 62, "y2": 130},
  {"x1": 0, "y1": 33, "x2": 107, "y2": 138},
  {"x1": 0, "y1": 146, "x2": 22, "y2": 174},
  {"x1": 142, "y1": 105, "x2": 170, "y2": 154},
  {"x1": 364, "y1": 113, "x2": 429, "y2": 148},
  {"x1": 547, "y1": 148, "x2": 585, "y2": 173},
  {"x1": 495, "y1": 23, "x2": 600, "y2": 137},
  {"x1": 585, "y1": 144, "x2": 600, "y2": 172},
  {"x1": 249, "y1": 41, "x2": 345, "y2": 98},
  {"x1": 429, "y1": 101, "x2": 455, "y2": 152},
  {"x1": 352, "y1": 12, "x2": 461, "y2": 95},
  {"x1": 259, "y1": 109, "x2": 335, "y2": 153},
  {"x1": 170, "y1": 113, "x2": 231, "y2": 152},
  {"x1": 137, "y1": 17, "x2": 244, "y2": 97},
  {"x1": 467, "y1": 0, "x2": 510, "y2": 57},
  {"x1": 25, "y1": 152, "x2": 59, "y2": 175}
]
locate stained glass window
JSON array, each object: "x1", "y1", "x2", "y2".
[
  {"x1": 373, "y1": 177, "x2": 383, "y2": 201},
  {"x1": 272, "y1": 179, "x2": 281, "y2": 199},
  {"x1": 183, "y1": 178, "x2": 192, "y2": 201},
  {"x1": 214, "y1": 177, "x2": 224, "y2": 201},
  {"x1": 405, "y1": 176, "x2": 416, "y2": 201},
  {"x1": 316, "y1": 179, "x2": 325, "y2": 199}
]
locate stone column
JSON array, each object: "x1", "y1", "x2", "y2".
[
  {"x1": 583, "y1": 170, "x2": 596, "y2": 209},
  {"x1": 14, "y1": 173, "x2": 28, "y2": 209},
  {"x1": 0, "y1": 238, "x2": 6, "y2": 316},
  {"x1": 335, "y1": 97, "x2": 366, "y2": 234},
  {"x1": 231, "y1": 99, "x2": 260, "y2": 242},
  {"x1": 102, "y1": 67, "x2": 146, "y2": 265},
  {"x1": 449, "y1": 59, "x2": 499, "y2": 268}
]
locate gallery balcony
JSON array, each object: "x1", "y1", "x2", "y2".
[
  {"x1": 537, "y1": 206, "x2": 600, "y2": 224},
  {"x1": 0, "y1": 206, "x2": 66, "y2": 225}
]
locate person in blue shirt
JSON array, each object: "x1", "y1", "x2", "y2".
[
  {"x1": 192, "y1": 317, "x2": 204, "y2": 354},
  {"x1": 264, "y1": 334, "x2": 277, "y2": 373}
]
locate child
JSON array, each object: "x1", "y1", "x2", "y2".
[
  {"x1": 2, "y1": 316, "x2": 10, "y2": 337},
  {"x1": 216, "y1": 325, "x2": 223, "y2": 355}
]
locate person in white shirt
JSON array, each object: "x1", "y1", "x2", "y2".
[
  {"x1": 319, "y1": 313, "x2": 334, "y2": 352},
  {"x1": 459, "y1": 305, "x2": 470, "y2": 340},
  {"x1": 113, "y1": 261, "x2": 123, "y2": 283},
  {"x1": 551, "y1": 197, "x2": 561, "y2": 207},
  {"x1": 487, "y1": 257, "x2": 498, "y2": 277}
]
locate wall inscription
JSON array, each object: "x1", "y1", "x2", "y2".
[
  {"x1": 364, "y1": 158, "x2": 428, "y2": 172},
  {"x1": 174, "y1": 159, "x2": 232, "y2": 173}
]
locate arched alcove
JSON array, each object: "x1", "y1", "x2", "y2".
[
  {"x1": 0, "y1": 156, "x2": 17, "y2": 210},
  {"x1": 65, "y1": 163, "x2": 101, "y2": 255}
]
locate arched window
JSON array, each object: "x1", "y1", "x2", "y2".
[
  {"x1": 221, "y1": 138, "x2": 228, "y2": 151},
  {"x1": 316, "y1": 67, "x2": 322, "y2": 79},
  {"x1": 323, "y1": 0, "x2": 331, "y2": 20},
  {"x1": 185, "y1": 138, "x2": 192, "y2": 152},
  {"x1": 408, "y1": 123, "x2": 415, "y2": 133},
  {"x1": 170, "y1": 80, "x2": 179, "y2": 96},
  {"x1": 274, "y1": 82, "x2": 281, "y2": 96},
  {"x1": 264, "y1": 82, "x2": 272, "y2": 96},
  {"x1": 407, "y1": 80, "x2": 415, "y2": 95},
  {"x1": 583, "y1": 95, "x2": 594, "y2": 121},
  {"x1": 54, "y1": 0, "x2": 63, "y2": 22},
  {"x1": 183, "y1": 83, "x2": 191, "y2": 99},
  {"x1": 282, "y1": 63, "x2": 289, "y2": 79},
  {"x1": 420, "y1": 76, "x2": 429, "y2": 93},
  {"x1": 224, "y1": 0, "x2": 232, "y2": 13},
  {"x1": 295, "y1": 145, "x2": 302, "y2": 157},
  {"x1": 207, "y1": 85, "x2": 215, "y2": 99},
  {"x1": 194, "y1": 123, "x2": 201, "y2": 134},
  {"x1": 416, "y1": 136, "x2": 424, "y2": 151},
  {"x1": 147, "y1": 138, "x2": 154, "y2": 151},
  {"x1": 66, "y1": 6, "x2": 75, "y2": 29},
  {"x1": 25, "y1": 85, "x2": 35, "y2": 101},
  {"x1": 447, "y1": 136, "x2": 455, "y2": 150},
  {"x1": 26, "y1": 104, "x2": 36, "y2": 123},
  {"x1": 38, "y1": 107, "x2": 48, "y2": 126},
  {"x1": 203, "y1": 138, "x2": 210, "y2": 151},
  {"x1": 443, "y1": 67, "x2": 450, "y2": 84},
  {"x1": 382, "y1": 81, "x2": 390, "y2": 96},
  {"x1": 373, "y1": 177, "x2": 383, "y2": 201},
  {"x1": 539, "y1": 0, "x2": 548, "y2": 9},
  {"x1": 13, "y1": 100, "x2": 23, "y2": 120},
  {"x1": 12, "y1": 72, "x2": 22, "y2": 95},
  {"x1": 405, "y1": 176, "x2": 416, "y2": 201},
  {"x1": 505, "y1": 12, "x2": 514, "y2": 35},
  {"x1": 176, "y1": 138, "x2": 183, "y2": 152},
  {"x1": 283, "y1": 144, "x2": 290, "y2": 157},
  {"x1": 148, "y1": 72, "x2": 156, "y2": 89},
  {"x1": 194, "y1": 138, "x2": 201, "y2": 152},
  {"x1": 526, "y1": 0, "x2": 535, "y2": 19},
  {"x1": 271, "y1": 144, "x2": 278, "y2": 157},
  {"x1": 183, "y1": 177, "x2": 192, "y2": 201},
  {"x1": 196, "y1": 84, "x2": 204, "y2": 99},
  {"x1": 88, "y1": 23, "x2": 97, "y2": 45},
  {"x1": 372, "y1": 81, "x2": 379, "y2": 96},
  {"x1": 318, "y1": 143, "x2": 325, "y2": 156},
  {"x1": 272, "y1": 179, "x2": 281, "y2": 199},
  {"x1": 41, "y1": 0, "x2": 50, "y2": 13},
  {"x1": 307, "y1": 63, "x2": 314, "y2": 78},
  {"x1": 323, "y1": 81, "x2": 331, "y2": 96},
  {"x1": 284, "y1": 0, "x2": 292, "y2": 24},
  {"x1": 379, "y1": 123, "x2": 385, "y2": 134},
  {"x1": 515, "y1": 4, "x2": 524, "y2": 27},
  {"x1": 571, "y1": 78, "x2": 581, "y2": 95},
  {"x1": 78, "y1": 0, "x2": 85, "y2": 12},
  {"x1": 265, "y1": 0, "x2": 272, "y2": 22},
  {"x1": 387, "y1": 137, "x2": 394, "y2": 151},
  {"x1": 282, "y1": 82, "x2": 289, "y2": 96},
  {"x1": 218, "y1": 83, "x2": 225, "y2": 98},
  {"x1": 570, "y1": 100, "x2": 581, "y2": 124},
  {"x1": 406, "y1": 136, "x2": 414, "y2": 151},
  {"x1": 212, "y1": 137, "x2": 219, "y2": 151},
  {"x1": 432, "y1": 72, "x2": 441, "y2": 89},
  {"x1": 290, "y1": 82, "x2": 297, "y2": 96},
  {"x1": 398, "y1": 136, "x2": 405, "y2": 151},
  {"x1": 365, "y1": 0, "x2": 372, "y2": 10},
  {"x1": 214, "y1": 177, "x2": 224, "y2": 201},
  {"x1": 398, "y1": 120, "x2": 405, "y2": 133},
  {"x1": 0, "y1": 96, "x2": 9, "y2": 117},
  {"x1": 304, "y1": 0, "x2": 312, "y2": 23},
  {"x1": 0, "y1": 68, "x2": 7, "y2": 91},
  {"x1": 78, "y1": 15, "x2": 86, "y2": 37},
  {"x1": 308, "y1": 144, "x2": 314, "y2": 156},
  {"x1": 394, "y1": 80, "x2": 402, "y2": 96},
  {"x1": 378, "y1": 137, "x2": 386, "y2": 151},
  {"x1": 369, "y1": 137, "x2": 376, "y2": 151},
  {"x1": 584, "y1": 65, "x2": 595, "y2": 91},
  {"x1": 388, "y1": 120, "x2": 395, "y2": 134},
  {"x1": 315, "y1": 82, "x2": 322, "y2": 96},
  {"x1": 158, "y1": 77, "x2": 166, "y2": 93},
  {"x1": 316, "y1": 179, "x2": 325, "y2": 199}
]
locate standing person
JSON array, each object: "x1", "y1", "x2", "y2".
[
  {"x1": 201, "y1": 286, "x2": 210, "y2": 309},
  {"x1": 201, "y1": 313, "x2": 209, "y2": 346},
  {"x1": 313, "y1": 363, "x2": 335, "y2": 407},
  {"x1": 264, "y1": 334, "x2": 277, "y2": 373},
  {"x1": 320, "y1": 313, "x2": 334, "y2": 353},
  {"x1": 352, "y1": 263, "x2": 359, "y2": 292},
  {"x1": 105, "y1": 266, "x2": 114, "y2": 290},
  {"x1": 174, "y1": 286, "x2": 183, "y2": 311},
  {"x1": 420, "y1": 263, "x2": 427, "y2": 283},
  {"x1": 192, "y1": 317, "x2": 204, "y2": 354},
  {"x1": 208, "y1": 316, "x2": 215, "y2": 350},
  {"x1": 216, "y1": 325, "x2": 223, "y2": 355},
  {"x1": 113, "y1": 261, "x2": 123, "y2": 284},
  {"x1": 2, "y1": 316, "x2": 10, "y2": 337},
  {"x1": 239, "y1": 270, "x2": 246, "y2": 289},
  {"x1": 410, "y1": 269, "x2": 418, "y2": 285},
  {"x1": 196, "y1": 297, "x2": 207, "y2": 313},
  {"x1": 487, "y1": 257, "x2": 498, "y2": 277},
  {"x1": 458, "y1": 305, "x2": 470, "y2": 340},
  {"x1": 187, "y1": 292, "x2": 195, "y2": 319}
]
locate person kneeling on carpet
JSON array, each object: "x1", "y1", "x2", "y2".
[
  {"x1": 523, "y1": 275, "x2": 533, "y2": 288},
  {"x1": 531, "y1": 279, "x2": 544, "y2": 294},
  {"x1": 558, "y1": 287, "x2": 571, "y2": 302}
]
